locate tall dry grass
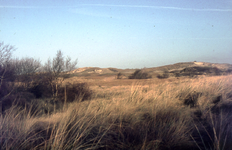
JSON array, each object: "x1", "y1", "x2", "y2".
[{"x1": 1, "y1": 75, "x2": 232, "y2": 149}]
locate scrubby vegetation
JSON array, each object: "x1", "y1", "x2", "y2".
[
  {"x1": 0, "y1": 42, "x2": 90, "y2": 116},
  {"x1": 129, "y1": 69, "x2": 152, "y2": 79},
  {"x1": 116, "y1": 72, "x2": 123, "y2": 79},
  {"x1": 170, "y1": 66, "x2": 225, "y2": 77},
  {"x1": 1, "y1": 73, "x2": 232, "y2": 149},
  {"x1": 1, "y1": 42, "x2": 232, "y2": 149},
  {"x1": 157, "y1": 70, "x2": 170, "y2": 79}
]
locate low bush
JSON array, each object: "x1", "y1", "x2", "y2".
[
  {"x1": 129, "y1": 70, "x2": 151, "y2": 79},
  {"x1": 180, "y1": 66, "x2": 222, "y2": 76},
  {"x1": 157, "y1": 71, "x2": 169, "y2": 79},
  {"x1": 178, "y1": 91, "x2": 202, "y2": 108},
  {"x1": 116, "y1": 72, "x2": 123, "y2": 79},
  {"x1": 1, "y1": 72, "x2": 92, "y2": 115},
  {"x1": 157, "y1": 73, "x2": 169, "y2": 79},
  {"x1": 58, "y1": 82, "x2": 93, "y2": 103}
]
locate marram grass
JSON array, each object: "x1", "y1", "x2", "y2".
[{"x1": 1, "y1": 75, "x2": 232, "y2": 150}]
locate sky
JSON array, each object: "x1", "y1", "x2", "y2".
[{"x1": 0, "y1": 0, "x2": 232, "y2": 69}]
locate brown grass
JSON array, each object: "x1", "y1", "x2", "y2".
[{"x1": 1, "y1": 75, "x2": 232, "y2": 149}]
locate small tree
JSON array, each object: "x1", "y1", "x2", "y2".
[
  {"x1": 40, "y1": 50, "x2": 78, "y2": 112},
  {"x1": 0, "y1": 42, "x2": 16, "y2": 83},
  {"x1": 42, "y1": 50, "x2": 78, "y2": 98},
  {"x1": 65, "y1": 56, "x2": 78, "y2": 72},
  {"x1": 0, "y1": 42, "x2": 15, "y2": 65},
  {"x1": 16, "y1": 57, "x2": 41, "y2": 75},
  {"x1": 12, "y1": 57, "x2": 41, "y2": 83},
  {"x1": 0, "y1": 42, "x2": 16, "y2": 85},
  {"x1": 43, "y1": 50, "x2": 78, "y2": 74},
  {"x1": 52, "y1": 50, "x2": 65, "y2": 75},
  {"x1": 0, "y1": 42, "x2": 16, "y2": 113}
]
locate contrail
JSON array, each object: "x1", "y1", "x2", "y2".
[
  {"x1": 82, "y1": 4, "x2": 232, "y2": 12},
  {"x1": 1, "y1": 4, "x2": 232, "y2": 12},
  {"x1": 0, "y1": 5, "x2": 64, "y2": 9},
  {"x1": 0, "y1": 6, "x2": 36, "y2": 8}
]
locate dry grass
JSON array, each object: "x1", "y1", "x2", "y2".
[{"x1": 1, "y1": 75, "x2": 232, "y2": 149}]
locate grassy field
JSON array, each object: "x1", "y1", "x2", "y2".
[{"x1": 1, "y1": 75, "x2": 232, "y2": 150}]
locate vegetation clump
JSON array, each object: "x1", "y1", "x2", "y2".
[
  {"x1": 157, "y1": 70, "x2": 170, "y2": 79},
  {"x1": 129, "y1": 69, "x2": 152, "y2": 79},
  {"x1": 0, "y1": 42, "x2": 91, "y2": 115},
  {"x1": 171, "y1": 66, "x2": 222, "y2": 77},
  {"x1": 116, "y1": 72, "x2": 123, "y2": 79}
]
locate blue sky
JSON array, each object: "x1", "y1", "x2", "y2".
[{"x1": 1, "y1": 0, "x2": 232, "y2": 69}]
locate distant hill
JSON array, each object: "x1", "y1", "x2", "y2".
[{"x1": 67, "y1": 62, "x2": 232, "y2": 78}]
